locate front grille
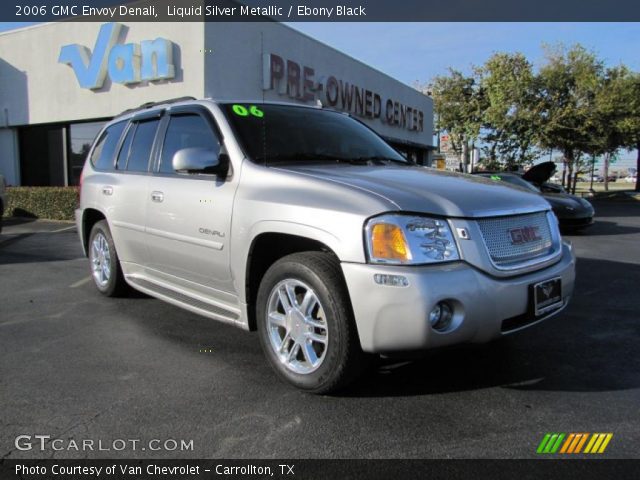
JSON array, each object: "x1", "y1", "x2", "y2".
[{"x1": 476, "y1": 212, "x2": 554, "y2": 267}]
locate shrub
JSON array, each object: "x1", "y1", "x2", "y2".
[{"x1": 4, "y1": 187, "x2": 78, "y2": 221}]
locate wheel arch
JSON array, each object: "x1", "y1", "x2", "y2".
[
  {"x1": 81, "y1": 208, "x2": 107, "y2": 256},
  {"x1": 244, "y1": 230, "x2": 342, "y2": 331}
]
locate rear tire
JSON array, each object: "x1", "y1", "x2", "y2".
[
  {"x1": 256, "y1": 251, "x2": 368, "y2": 394},
  {"x1": 88, "y1": 220, "x2": 128, "y2": 297}
]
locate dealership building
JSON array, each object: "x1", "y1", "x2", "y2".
[{"x1": 0, "y1": 20, "x2": 434, "y2": 186}]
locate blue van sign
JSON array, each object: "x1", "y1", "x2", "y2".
[{"x1": 58, "y1": 23, "x2": 176, "y2": 90}]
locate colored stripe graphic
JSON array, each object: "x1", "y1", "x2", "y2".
[
  {"x1": 598, "y1": 434, "x2": 613, "y2": 453},
  {"x1": 567, "y1": 433, "x2": 584, "y2": 453},
  {"x1": 537, "y1": 433, "x2": 565, "y2": 454},
  {"x1": 584, "y1": 434, "x2": 599, "y2": 453},
  {"x1": 550, "y1": 433, "x2": 565, "y2": 453},
  {"x1": 538, "y1": 433, "x2": 613, "y2": 454},
  {"x1": 584, "y1": 433, "x2": 613, "y2": 454},
  {"x1": 559, "y1": 433, "x2": 575, "y2": 453},
  {"x1": 574, "y1": 433, "x2": 589, "y2": 453}
]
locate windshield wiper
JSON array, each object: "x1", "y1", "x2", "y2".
[
  {"x1": 255, "y1": 153, "x2": 341, "y2": 164},
  {"x1": 257, "y1": 153, "x2": 410, "y2": 166},
  {"x1": 350, "y1": 156, "x2": 412, "y2": 166}
]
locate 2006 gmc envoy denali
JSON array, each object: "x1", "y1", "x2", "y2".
[{"x1": 76, "y1": 97, "x2": 576, "y2": 393}]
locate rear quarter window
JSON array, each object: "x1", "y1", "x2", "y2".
[
  {"x1": 126, "y1": 119, "x2": 160, "y2": 172},
  {"x1": 90, "y1": 122, "x2": 126, "y2": 170}
]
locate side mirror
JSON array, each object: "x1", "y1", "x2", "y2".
[{"x1": 172, "y1": 147, "x2": 221, "y2": 174}]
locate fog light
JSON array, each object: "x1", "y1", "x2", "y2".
[{"x1": 428, "y1": 302, "x2": 453, "y2": 332}]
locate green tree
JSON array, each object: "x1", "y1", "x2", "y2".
[
  {"x1": 428, "y1": 69, "x2": 485, "y2": 170},
  {"x1": 587, "y1": 65, "x2": 632, "y2": 191},
  {"x1": 536, "y1": 44, "x2": 605, "y2": 193},
  {"x1": 603, "y1": 67, "x2": 640, "y2": 191},
  {"x1": 478, "y1": 52, "x2": 540, "y2": 168}
]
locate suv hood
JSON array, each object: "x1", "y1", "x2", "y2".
[
  {"x1": 523, "y1": 161, "x2": 556, "y2": 185},
  {"x1": 276, "y1": 165, "x2": 550, "y2": 218}
]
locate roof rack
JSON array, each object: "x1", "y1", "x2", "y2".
[{"x1": 117, "y1": 96, "x2": 197, "y2": 117}]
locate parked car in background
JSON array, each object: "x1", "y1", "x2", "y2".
[
  {"x1": 476, "y1": 162, "x2": 595, "y2": 231},
  {"x1": 0, "y1": 174, "x2": 5, "y2": 233},
  {"x1": 624, "y1": 175, "x2": 637, "y2": 183}
]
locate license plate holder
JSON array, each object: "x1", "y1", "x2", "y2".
[{"x1": 532, "y1": 277, "x2": 563, "y2": 317}]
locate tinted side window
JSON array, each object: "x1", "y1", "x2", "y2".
[
  {"x1": 116, "y1": 123, "x2": 136, "y2": 170},
  {"x1": 159, "y1": 114, "x2": 220, "y2": 173},
  {"x1": 90, "y1": 122, "x2": 126, "y2": 170},
  {"x1": 126, "y1": 119, "x2": 160, "y2": 172}
]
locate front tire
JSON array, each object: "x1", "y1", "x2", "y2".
[
  {"x1": 256, "y1": 252, "x2": 368, "y2": 394},
  {"x1": 88, "y1": 220, "x2": 128, "y2": 297}
]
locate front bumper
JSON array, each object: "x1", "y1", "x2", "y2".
[
  {"x1": 556, "y1": 205, "x2": 595, "y2": 229},
  {"x1": 341, "y1": 242, "x2": 576, "y2": 353}
]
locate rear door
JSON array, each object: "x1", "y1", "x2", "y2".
[
  {"x1": 144, "y1": 106, "x2": 238, "y2": 296},
  {"x1": 108, "y1": 113, "x2": 161, "y2": 267}
]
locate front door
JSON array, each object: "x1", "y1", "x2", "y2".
[{"x1": 144, "y1": 110, "x2": 237, "y2": 296}]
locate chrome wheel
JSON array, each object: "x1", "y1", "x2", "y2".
[
  {"x1": 266, "y1": 279, "x2": 329, "y2": 375},
  {"x1": 90, "y1": 232, "x2": 111, "y2": 288}
]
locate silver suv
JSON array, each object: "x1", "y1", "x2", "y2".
[{"x1": 77, "y1": 98, "x2": 575, "y2": 393}]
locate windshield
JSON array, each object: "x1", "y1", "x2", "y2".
[
  {"x1": 479, "y1": 173, "x2": 540, "y2": 192},
  {"x1": 221, "y1": 103, "x2": 408, "y2": 166}
]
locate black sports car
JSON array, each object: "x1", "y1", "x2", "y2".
[{"x1": 476, "y1": 162, "x2": 595, "y2": 230}]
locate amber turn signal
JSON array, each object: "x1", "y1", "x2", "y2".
[{"x1": 370, "y1": 223, "x2": 411, "y2": 261}]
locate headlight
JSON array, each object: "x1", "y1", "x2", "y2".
[{"x1": 365, "y1": 214, "x2": 460, "y2": 265}]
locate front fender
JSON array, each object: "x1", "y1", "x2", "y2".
[{"x1": 231, "y1": 220, "x2": 346, "y2": 304}]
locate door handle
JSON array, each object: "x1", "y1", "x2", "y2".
[
  {"x1": 102, "y1": 186, "x2": 113, "y2": 196},
  {"x1": 151, "y1": 191, "x2": 164, "y2": 203}
]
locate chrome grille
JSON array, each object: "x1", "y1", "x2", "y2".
[{"x1": 476, "y1": 212, "x2": 554, "y2": 267}]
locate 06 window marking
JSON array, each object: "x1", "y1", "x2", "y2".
[{"x1": 232, "y1": 104, "x2": 264, "y2": 118}]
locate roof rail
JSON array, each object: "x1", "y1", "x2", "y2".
[{"x1": 117, "y1": 96, "x2": 197, "y2": 117}]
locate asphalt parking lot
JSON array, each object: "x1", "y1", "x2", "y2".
[{"x1": 1, "y1": 199, "x2": 639, "y2": 459}]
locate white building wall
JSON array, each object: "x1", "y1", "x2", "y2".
[{"x1": 0, "y1": 22, "x2": 206, "y2": 126}]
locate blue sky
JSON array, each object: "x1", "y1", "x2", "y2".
[{"x1": 290, "y1": 23, "x2": 640, "y2": 86}]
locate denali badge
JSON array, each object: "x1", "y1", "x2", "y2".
[
  {"x1": 199, "y1": 228, "x2": 225, "y2": 238},
  {"x1": 509, "y1": 226, "x2": 541, "y2": 245}
]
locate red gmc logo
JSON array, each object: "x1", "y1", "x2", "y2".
[{"x1": 509, "y1": 226, "x2": 541, "y2": 245}]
